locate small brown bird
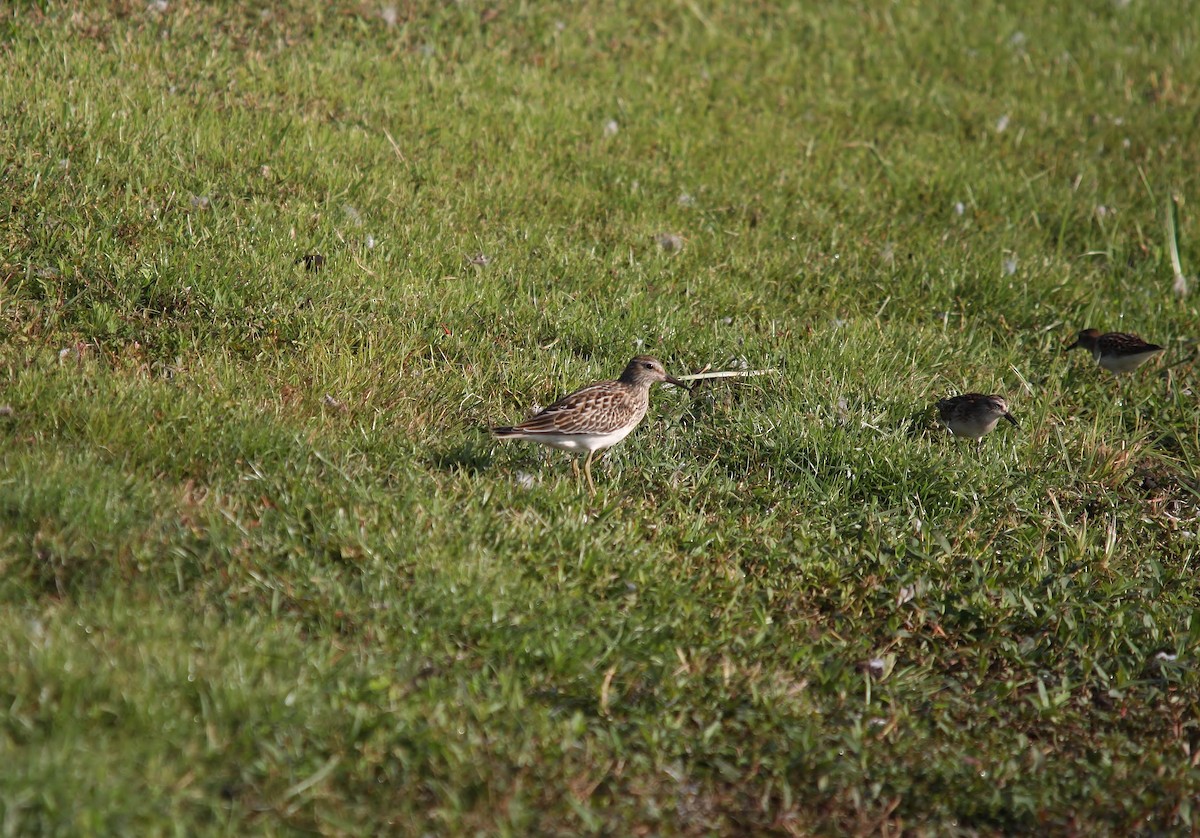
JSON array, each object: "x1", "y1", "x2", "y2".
[
  {"x1": 295, "y1": 253, "x2": 325, "y2": 272},
  {"x1": 492, "y1": 356, "x2": 687, "y2": 494},
  {"x1": 1066, "y1": 329, "x2": 1164, "y2": 374},
  {"x1": 936, "y1": 393, "x2": 1019, "y2": 444}
]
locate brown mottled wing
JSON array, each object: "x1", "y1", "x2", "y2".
[
  {"x1": 511, "y1": 381, "x2": 637, "y2": 435},
  {"x1": 1101, "y1": 332, "x2": 1163, "y2": 354},
  {"x1": 936, "y1": 393, "x2": 990, "y2": 421}
]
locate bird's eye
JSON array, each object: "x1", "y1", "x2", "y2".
[{"x1": 644, "y1": 362, "x2": 655, "y2": 369}]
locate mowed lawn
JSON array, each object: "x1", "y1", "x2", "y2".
[{"x1": 2, "y1": 1, "x2": 1199, "y2": 833}]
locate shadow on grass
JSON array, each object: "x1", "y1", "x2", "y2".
[{"x1": 426, "y1": 437, "x2": 496, "y2": 475}]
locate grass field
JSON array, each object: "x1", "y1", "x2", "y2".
[{"x1": 2, "y1": 0, "x2": 1199, "y2": 833}]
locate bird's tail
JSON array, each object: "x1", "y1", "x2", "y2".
[{"x1": 490, "y1": 425, "x2": 519, "y2": 438}]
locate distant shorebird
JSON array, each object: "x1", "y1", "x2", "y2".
[
  {"x1": 936, "y1": 393, "x2": 1019, "y2": 446},
  {"x1": 492, "y1": 356, "x2": 687, "y2": 494},
  {"x1": 1066, "y1": 329, "x2": 1164, "y2": 375}
]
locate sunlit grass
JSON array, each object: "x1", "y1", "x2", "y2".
[{"x1": 2, "y1": 0, "x2": 1198, "y2": 833}]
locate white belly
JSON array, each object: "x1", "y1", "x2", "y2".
[
  {"x1": 945, "y1": 416, "x2": 1001, "y2": 441},
  {"x1": 1097, "y1": 349, "x2": 1161, "y2": 374},
  {"x1": 529, "y1": 423, "x2": 639, "y2": 453}
]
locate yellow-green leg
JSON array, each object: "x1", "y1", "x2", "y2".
[{"x1": 583, "y1": 450, "x2": 597, "y2": 496}]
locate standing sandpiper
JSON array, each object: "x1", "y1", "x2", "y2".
[
  {"x1": 936, "y1": 393, "x2": 1019, "y2": 446},
  {"x1": 1066, "y1": 329, "x2": 1164, "y2": 374},
  {"x1": 491, "y1": 356, "x2": 687, "y2": 494}
]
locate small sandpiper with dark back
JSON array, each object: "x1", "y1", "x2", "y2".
[
  {"x1": 1066, "y1": 329, "x2": 1164, "y2": 375},
  {"x1": 936, "y1": 393, "x2": 1019, "y2": 446}
]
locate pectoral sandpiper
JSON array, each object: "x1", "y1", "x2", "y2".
[{"x1": 492, "y1": 356, "x2": 687, "y2": 494}]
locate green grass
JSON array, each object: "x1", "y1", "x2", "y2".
[{"x1": 2, "y1": 0, "x2": 1199, "y2": 833}]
